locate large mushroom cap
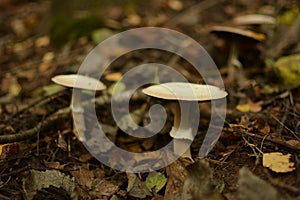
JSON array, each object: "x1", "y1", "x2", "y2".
[
  {"x1": 210, "y1": 26, "x2": 266, "y2": 43},
  {"x1": 51, "y1": 74, "x2": 106, "y2": 91},
  {"x1": 142, "y1": 82, "x2": 227, "y2": 101},
  {"x1": 233, "y1": 14, "x2": 276, "y2": 26}
]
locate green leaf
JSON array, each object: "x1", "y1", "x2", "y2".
[
  {"x1": 41, "y1": 84, "x2": 63, "y2": 96},
  {"x1": 145, "y1": 171, "x2": 167, "y2": 193},
  {"x1": 91, "y1": 28, "x2": 113, "y2": 44},
  {"x1": 273, "y1": 53, "x2": 300, "y2": 88},
  {"x1": 276, "y1": 7, "x2": 299, "y2": 26},
  {"x1": 108, "y1": 82, "x2": 126, "y2": 95}
]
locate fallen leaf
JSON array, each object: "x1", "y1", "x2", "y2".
[
  {"x1": 23, "y1": 169, "x2": 78, "y2": 200},
  {"x1": 43, "y1": 161, "x2": 66, "y2": 170},
  {"x1": 253, "y1": 118, "x2": 270, "y2": 134},
  {"x1": 127, "y1": 173, "x2": 152, "y2": 199},
  {"x1": 105, "y1": 72, "x2": 122, "y2": 81},
  {"x1": 263, "y1": 152, "x2": 295, "y2": 173},
  {"x1": 236, "y1": 99, "x2": 263, "y2": 112},
  {"x1": 0, "y1": 143, "x2": 19, "y2": 159},
  {"x1": 168, "y1": 0, "x2": 183, "y2": 11},
  {"x1": 145, "y1": 171, "x2": 167, "y2": 193},
  {"x1": 8, "y1": 77, "x2": 21, "y2": 97},
  {"x1": 236, "y1": 103, "x2": 250, "y2": 112},
  {"x1": 70, "y1": 164, "x2": 95, "y2": 188},
  {"x1": 11, "y1": 18, "x2": 29, "y2": 38},
  {"x1": 91, "y1": 28, "x2": 113, "y2": 44},
  {"x1": 165, "y1": 157, "x2": 192, "y2": 200},
  {"x1": 57, "y1": 132, "x2": 67, "y2": 151},
  {"x1": 286, "y1": 139, "x2": 300, "y2": 148},
  {"x1": 126, "y1": 14, "x2": 141, "y2": 26},
  {"x1": 273, "y1": 53, "x2": 300, "y2": 88},
  {"x1": 247, "y1": 99, "x2": 264, "y2": 112},
  {"x1": 41, "y1": 84, "x2": 63, "y2": 96},
  {"x1": 35, "y1": 35, "x2": 50, "y2": 47},
  {"x1": 42, "y1": 52, "x2": 55, "y2": 63},
  {"x1": 88, "y1": 172, "x2": 125, "y2": 198},
  {"x1": 276, "y1": 7, "x2": 299, "y2": 25}
]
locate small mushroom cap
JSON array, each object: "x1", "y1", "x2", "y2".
[
  {"x1": 233, "y1": 14, "x2": 276, "y2": 25},
  {"x1": 51, "y1": 74, "x2": 106, "y2": 91},
  {"x1": 142, "y1": 82, "x2": 227, "y2": 101},
  {"x1": 210, "y1": 26, "x2": 266, "y2": 42}
]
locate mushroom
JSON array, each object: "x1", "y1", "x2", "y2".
[
  {"x1": 233, "y1": 14, "x2": 276, "y2": 37},
  {"x1": 233, "y1": 14, "x2": 276, "y2": 27},
  {"x1": 51, "y1": 74, "x2": 106, "y2": 141},
  {"x1": 210, "y1": 26, "x2": 265, "y2": 86},
  {"x1": 142, "y1": 82, "x2": 227, "y2": 160}
]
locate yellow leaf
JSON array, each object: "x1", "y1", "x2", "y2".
[
  {"x1": 105, "y1": 72, "x2": 122, "y2": 81},
  {"x1": 9, "y1": 78, "x2": 21, "y2": 97},
  {"x1": 263, "y1": 152, "x2": 295, "y2": 173},
  {"x1": 236, "y1": 99, "x2": 263, "y2": 113},
  {"x1": 236, "y1": 104, "x2": 250, "y2": 112}
]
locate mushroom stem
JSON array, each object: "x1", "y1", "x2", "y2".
[
  {"x1": 227, "y1": 42, "x2": 240, "y2": 83},
  {"x1": 71, "y1": 88, "x2": 86, "y2": 141},
  {"x1": 170, "y1": 102, "x2": 193, "y2": 160},
  {"x1": 227, "y1": 42, "x2": 248, "y2": 88}
]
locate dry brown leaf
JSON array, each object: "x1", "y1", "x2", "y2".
[
  {"x1": 263, "y1": 152, "x2": 295, "y2": 173},
  {"x1": 254, "y1": 118, "x2": 270, "y2": 135},
  {"x1": 0, "y1": 143, "x2": 19, "y2": 159},
  {"x1": 286, "y1": 139, "x2": 300, "y2": 148},
  {"x1": 44, "y1": 161, "x2": 66, "y2": 170},
  {"x1": 126, "y1": 14, "x2": 141, "y2": 26},
  {"x1": 35, "y1": 35, "x2": 50, "y2": 47},
  {"x1": 168, "y1": 0, "x2": 183, "y2": 11},
  {"x1": 248, "y1": 99, "x2": 264, "y2": 112},
  {"x1": 127, "y1": 173, "x2": 151, "y2": 199},
  {"x1": 165, "y1": 157, "x2": 192, "y2": 200},
  {"x1": 70, "y1": 164, "x2": 95, "y2": 189},
  {"x1": 236, "y1": 99, "x2": 264, "y2": 113}
]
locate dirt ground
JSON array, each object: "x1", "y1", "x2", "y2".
[{"x1": 1, "y1": 0, "x2": 300, "y2": 199}]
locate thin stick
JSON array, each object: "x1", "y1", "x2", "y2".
[
  {"x1": 0, "y1": 107, "x2": 71, "y2": 144},
  {"x1": 11, "y1": 89, "x2": 68, "y2": 118},
  {"x1": 270, "y1": 113, "x2": 300, "y2": 140},
  {"x1": 225, "y1": 127, "x2": 300, "y2": 152}
]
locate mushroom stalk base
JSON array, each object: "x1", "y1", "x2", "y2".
[
  {"x1": 170, "y1": 102, "x2": 194, "y2": 160},
  {"x1": 173, "y1": 138, "x2": 192, "y2": 159}
]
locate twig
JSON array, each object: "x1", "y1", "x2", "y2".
[
  {"x1": 270, "y1": 113, "x2": 300, "y2": 141},
  {"x1": 0, "y1": 92, "x2": 110, "y2": 144},
  {"x1": 276, "y1": 97, "x2": 290, "y2": 136},
  {"x1": 241, "y1": 134, "x2": 263, "y2": 165},
  {"x1": 224, "y1": 127, "x2": 300, "y2": 152},
  {"x1": 0, "y1": 107, "x2": 71, "y2": 144},
  {"x1": 11, "y1": 89, "x2": 68, "y2": 118},
  {"x1": 0, "y1": 166, "x2": 31, "y2": 178}
]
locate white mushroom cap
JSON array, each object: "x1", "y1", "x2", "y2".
[
  {"x1": 142, "y1": 82, "x2": 227, "y2": 101},
  {"x1": 233, "y1": 14, "x2": 276, "y2": 26},
  {"x1": 51, "y1": 74, "x2": 106, "y2": 91}
]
